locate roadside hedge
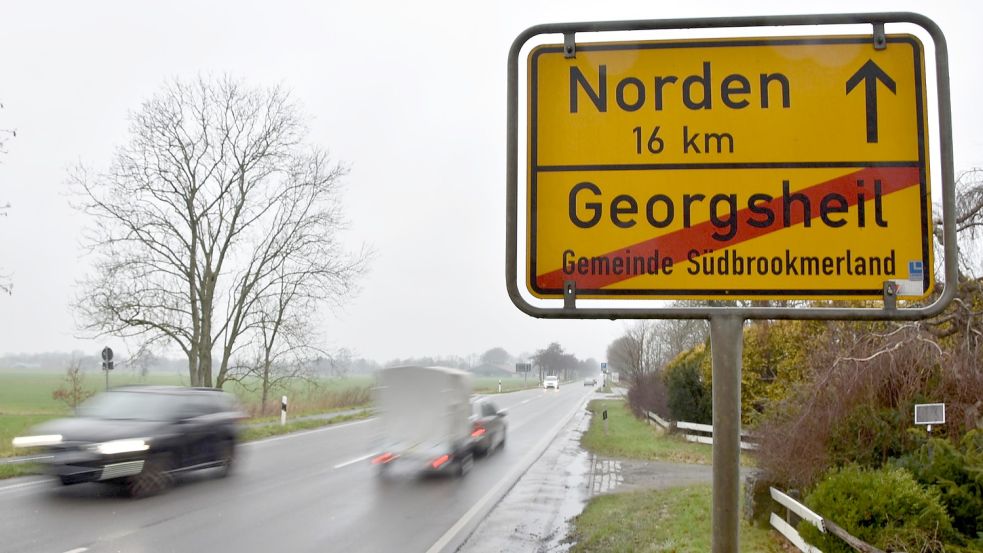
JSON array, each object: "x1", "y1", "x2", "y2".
[
  {"x1": 893, "y1": 430, "x2": 983, "y2": 546},
  {"x1": 799, "y1": 464, "x2": 955, "y2": 553}
]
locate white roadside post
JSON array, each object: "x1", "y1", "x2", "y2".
[
  {"x1": 281, "y1": 396, "x2": 288, "y2": 426},
  {"x1": 498, "y1": 379, "x2": 502, "y2": 393}
]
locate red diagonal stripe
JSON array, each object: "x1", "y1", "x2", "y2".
[{"x1": 536, "y1": 166, "x2": 921, "y2": 291}]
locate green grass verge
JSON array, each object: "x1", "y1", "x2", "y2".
[
  {"x1": 472, "y1": 377, "x2": 543, "y2": 394},
  {"x1": 569, "y1": 484, "x2": 785, "y2": 552},
  {"x1": 582, "y1": 400, "x2": 716, "y2": 465},
  {"x1": 0, "y1": 462, "x2": 39, "y2": 479},
  {"x1": 582, "y1": 399, "x2": 756, "y2": 466}
]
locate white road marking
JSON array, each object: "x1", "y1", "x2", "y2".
[
  {"x1": 425, "y1": 394, "x2": 590, "y2": 553},
  {"x1": 2, "y1": 454, "x2": 52, "y2": 464},
  {"x1": 519, "y1": 399, "x2": 531, "y2": 405},
  {"x1": 0, "y1": 478, "x2": 47, "y2": 495},
  {"x1": 62, "y1": 548, "x2": 88, "y2": 553},
  {"x1": 333, "y1": 453, "x2": 376, "y2": 469},
  {"x1": 243, "y1": 417, "x2": 376, "y2": 447}
]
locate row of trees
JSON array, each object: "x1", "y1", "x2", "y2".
[
  {"x1": 531, "y1": 342, "x2": 599, "y2": 382},
  {"x1": 384, "y1": 344, "x2": 599, "y2": 382}
]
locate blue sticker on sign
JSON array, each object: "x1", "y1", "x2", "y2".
[{"x1": 908, "y1": 261, "x2": 924, "y2": 281}]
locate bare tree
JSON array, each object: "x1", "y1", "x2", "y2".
[
  {"x1": 607, "y1": 318, "x2": 708, "y2": 386},
  {"x1": 52, "y1": 358, "x2": 96, "y2": 411},
  {"x1": 73, "y1": 76, "x2": 368, "y2": 387},
  {"x1": 226, "y1": 265, "x2": 336, "y2": 406}
]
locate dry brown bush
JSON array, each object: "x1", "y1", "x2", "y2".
[{"x1": 755, "y1": 317, "x2": 983, "y2": 490}]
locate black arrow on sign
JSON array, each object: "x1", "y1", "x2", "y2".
[{"x1": 846, "y1": 59, "x2": 897, "y2": 143}]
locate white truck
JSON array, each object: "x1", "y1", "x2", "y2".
[{"x1": 371, "y1": 366, "x2": 476, "y2": 476}]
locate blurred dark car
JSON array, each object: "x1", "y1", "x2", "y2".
[
  {"x1": 13, "y1": 386, "x2": 243, "y2": 497},
  {"x1": 469, "y1": 397, "x2": 507, "y2": 456}
]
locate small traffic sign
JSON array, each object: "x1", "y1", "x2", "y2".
[
  {"x1": 526, "y1": 35, "x2": 933, "y2": 300},
  {"x1": 101, "y1": 346, "x2": 114, "y2": 362}
]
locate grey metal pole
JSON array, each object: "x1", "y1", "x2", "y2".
[{"x1": 710, "y1": 314, "x2": 743, "y2": 553}]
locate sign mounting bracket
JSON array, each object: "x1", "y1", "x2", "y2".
[
  {"x1": 563, "y1": 32, "x2": 576, "y2": 58},
  {"x1": 563, "y1": 280, "x2": 577, "y2": 310},
  {"x1": 873, "y1": 22, "x2": 887, "y2": 49},
  {"x1": 882, "y1": 281, "x2": 898, "y2": 310}
]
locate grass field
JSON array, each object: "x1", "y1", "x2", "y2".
[
  {"x1": 0, "y1": 369, "x2": 374, "y2": 457},
  {"x1": 1, "y1": 369, "x2": 542, "y2": 459}
]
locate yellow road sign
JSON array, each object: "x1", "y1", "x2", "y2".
[{"x1": 527, "y1": 35, "x2": 932, "y2": 300}]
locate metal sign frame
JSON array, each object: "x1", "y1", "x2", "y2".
[{"x1": 507, "y1": 12, "x2": 956, "y2": 322}]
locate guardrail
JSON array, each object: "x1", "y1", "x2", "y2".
[
  {"x1": 644, "y1": 411, "x2": 758, "y2": 451},
  {"x1": 770, "y1": 486, "x2": 886, "y2": 553}
]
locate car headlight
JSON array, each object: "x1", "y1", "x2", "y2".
[
  {"x1": 12, "y1": 434, "x2": 63, "y2": 448},
  {"x1": 93, "y1": 439, "x2": 150, "y2": 455}
]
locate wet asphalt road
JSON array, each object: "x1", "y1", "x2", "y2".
[{"x1": 0, "y1": 383, "x2": 593, "y2": 553}]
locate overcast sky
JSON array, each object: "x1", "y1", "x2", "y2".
[{"x1": 1, "y1": 0, "x2": 981, "y2": 365}]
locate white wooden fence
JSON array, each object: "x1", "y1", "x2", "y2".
[
  {"x1": 769, "y1": 487, "x2": 886, "y2": 553},
  {"x1": 644, "y1": 411, "x2": 759, "y2": 451},
  {"x1": 640, "y1": 411, "x2": 885, "y2": 553}
]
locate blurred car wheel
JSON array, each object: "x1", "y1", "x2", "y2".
[
  {"x1": 127, "y1": 453, "x2": 173, "y2": 498},
  {"x1": 455, "y1": 452, "x2": 473, "y2": 477},
  {"x1": 217, "y1": 440, "x2": 236, "y2": 478}
]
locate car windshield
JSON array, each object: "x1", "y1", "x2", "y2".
[{"x1": 77, "y1": 391, "x2": 184, "y2": 421}]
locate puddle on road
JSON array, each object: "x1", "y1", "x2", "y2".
[{"x1": 460, "y1": 407, "x2": 600, "y2": 553}]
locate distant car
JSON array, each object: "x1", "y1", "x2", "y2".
[
  {"x1": 584, "y1": 378, "x2": 596, "y2": 386},
  {"x1": 469, "y1": 397, "x2": 507, "y2": 456},
  {"x1": 13, "y1": 386, "x2": 243, "y2": 497},
  {"x1": 544, "y1": 375, "x2": 559, "y2": 389}
]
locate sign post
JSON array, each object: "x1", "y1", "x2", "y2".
[
  {"x1": 710, "y1": 315, "x2": 742, "y2": 552},
  {"x1": 516, "y1": 362, "x2": 532, "y2": 385},
  {"x1": 101, "y1": 346, "x2": 114, "y2": 392},
  {"x1": 508, "y1": 13, "x2": 956, "y2": 553}
]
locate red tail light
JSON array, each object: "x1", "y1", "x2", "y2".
[
  {"x1": 431, "y1": 454, "x2": 450, "y2": 469},
  {"x1": 372, "y1": 452, "x2": 396, "y2": 465},
  {"x1": 471, "y1": 427, "x2": 486, "y2": 438}
]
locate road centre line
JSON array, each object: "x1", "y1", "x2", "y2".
[
  {"x1": 243, "y1": 417, "x2": 376, "y2": 447},
  {"x1": 61, "y1": 548, "x2": 88, "y2": 553},
  {"x1": 333, "y1": 453, "x2": 376, "y2": 469},
  {"x1": 425, "y1": 393, "x2": 590, "y2": 553}
]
